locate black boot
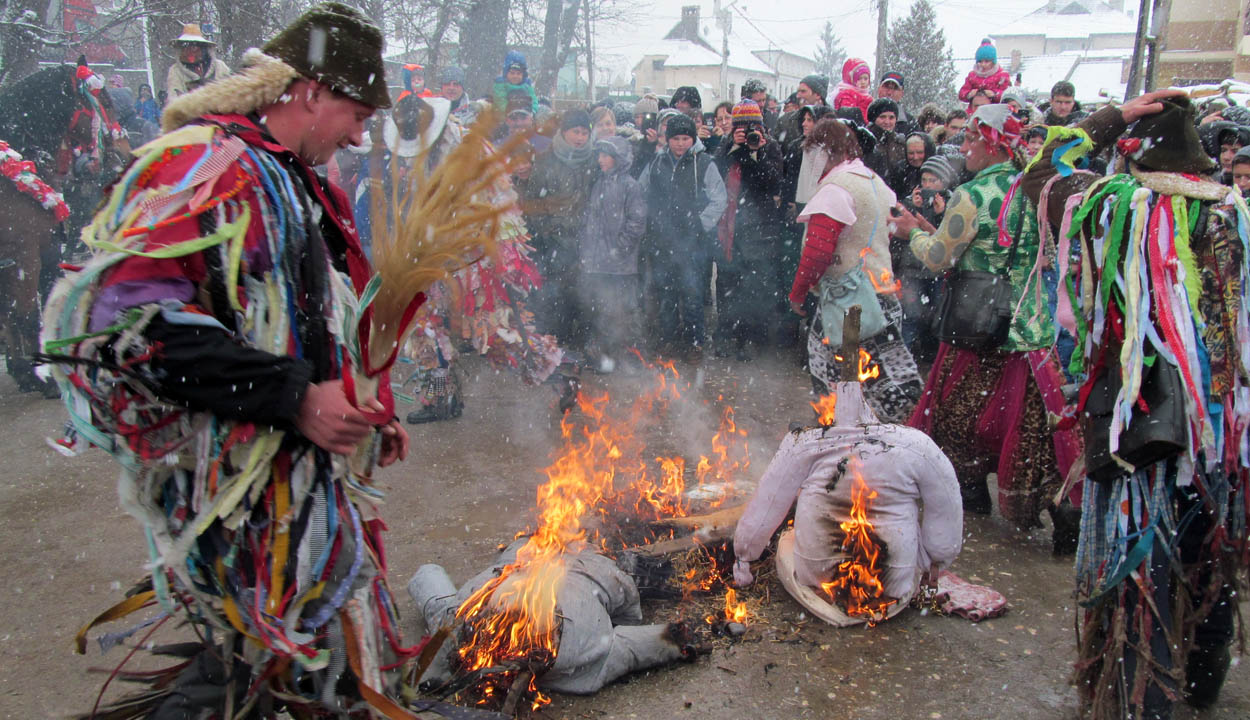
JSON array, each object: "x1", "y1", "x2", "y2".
[
  {"x1": 1184, "y1": 644, "x2": 1232, "y2": 709},
  {"x1": 959, "y1": 475, "x2": 992, "y2": 515},
  {"x1": 1049, "y1": 501, "x2": 1082, "y2": 557}
]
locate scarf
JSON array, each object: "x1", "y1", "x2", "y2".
[{"x1": 552, "y1": 130, "x2": 594, "y2": 165}]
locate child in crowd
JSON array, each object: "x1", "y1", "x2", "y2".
[
  {"x1": 959, "y1": 40, "x2": 1011, "y2": 107},
  {"x1": 1232, "y1": 147, "x2": 1250, "y2": 195},
  {"x1": 833, "y1": 58, "x2": 874, "y2": 123},
  {"x1": 639, "y1": 114, "x2": 728, "y2": 362},
  {"x1": 493, "y1": 50, "x2": 539, "y2": 114},
  {"x1": 578, "y1": 136, "x2": 647, "y2": 373}
]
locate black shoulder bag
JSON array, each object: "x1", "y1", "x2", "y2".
[{"x1": 928, "y1": 187, "x2": 1024, "y2": 351}]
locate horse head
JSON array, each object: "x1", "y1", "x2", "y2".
[{"x1": 0, "y1": 65, "x2": 80, "y2": 173}]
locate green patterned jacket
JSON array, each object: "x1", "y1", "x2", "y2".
[{"x1": 908, "y1": 161, "x2": 1055, "y2": 352}]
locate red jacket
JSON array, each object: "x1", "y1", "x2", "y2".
[{"x1": 959, "y1": 67, "x2": 1011, "y2": 104}]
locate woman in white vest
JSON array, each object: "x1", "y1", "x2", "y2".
[{"x1": 788, "y1": 117, "x2": 923, "y2": 422}]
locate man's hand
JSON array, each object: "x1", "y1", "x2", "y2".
[
  {"x1": 697, "y1": 124, "x2": 711, "y2": 139},
  {"x1": 378, "y1": 419, "x2": 409, "y2": 467},
  {"x1": 1120, "y1": 88, "x2": 1190, "y2": 125},
  {"x1": 789, "y1": 298, "x2": 807, "y2": 317},
  {"x1": 295, "y1": 380, "x2": 375, "y2": 455},
  {"x1": 891, "y1": 205, "x2": 923, "y2": 238}
]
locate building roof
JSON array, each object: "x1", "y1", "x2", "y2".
[
  {"x1": 993, "y1": 2, "x2": 1137, "y2": 39},
  {"x1": 637, "y1": 39, "x2": 775, "y2": 75},
  {"x1": 953, "y1": 48, "x2": 1127, "y2": 104}
]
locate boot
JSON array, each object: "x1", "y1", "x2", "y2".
[
  {"x1": 959, "y1": 475, "x2": 991, "y2": 515},
  {"x1": 1048, "y1": 501, "x2": 1082, "y2": 557},
  {"x1": 1184, "y1": 644, "x2": 1232, "y2": 709}
]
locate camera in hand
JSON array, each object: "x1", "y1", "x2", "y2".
[
  {"x1": 746, "y1": 130, "x2": 762, "y2": 146},
  {"x1": 919, "y1": 188, "x2": 938, "y2": 204},
  {"x1": 641, "y1": 114, "x2": 658, "y2": 133}
]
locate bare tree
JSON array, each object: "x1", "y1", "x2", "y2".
[
  {"x1": 535, "y1": 0, "x2": 577, "y2": 97},
  {"x1": 458, "y1": 0, "x2": 510, "y2": 99}
]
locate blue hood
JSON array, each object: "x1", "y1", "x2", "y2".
[{"x1": 499, "y1": 50, "x2": 530, "y2": 83}]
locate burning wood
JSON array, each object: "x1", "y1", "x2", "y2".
[{"x1": 410, "y1": 363, "x2": 753, "y2": 712}]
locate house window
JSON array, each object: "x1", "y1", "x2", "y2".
[{"x1": 652, "y1": 59, "x2": 665, "y2": 71}]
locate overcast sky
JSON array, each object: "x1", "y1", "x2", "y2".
[{"x1": 591, "y1": 0, "x2": 1101, "y2": 81}]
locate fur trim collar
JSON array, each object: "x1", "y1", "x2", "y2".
[
  {"x1": 161, "y1": 49, "x2": 299, "y2": 132},
  {"x1": 1130, "y1": 165, "x2": 1230, "y2": 202}
]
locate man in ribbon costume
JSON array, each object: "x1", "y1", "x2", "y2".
[
  {"x1": 1022, "y1": 91, "x2": 1250, "y2": 719},
  {"x1": 41, "y1": 4, "x2": 429, "y2": 717}
]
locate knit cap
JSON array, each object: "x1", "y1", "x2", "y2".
[
  {"x1": 634, "y1": 94, "x2": 660, "y2": 116},
  {"x1": 561, "y1": 108, "x2": 591, "y2": 132},
  {"x1": 665, "y1": 113, "x2": 696, "y2": 140},
  {"x1": 975, "y1": 39, "x2": 997, "y2": 64},
  {"x1": 798, "y1": 74, "x2": 829, "y2": 101},
  {"x1": 920, "y1": 155, "x2": 957, "y2": 189},
  {"x1": 732, "y1": 99, "x2": 764, "y2": 125}
]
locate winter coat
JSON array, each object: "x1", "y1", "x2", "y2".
[
  {"x1": 865, "y1": 125, "x2": 906, "y2": 181},
  {"x1": 888, "y1": 131, "x2": 936, "y2": 199},
  {"x1": 833, "y1": 86, "x2": 873, "y2": 124},
  {"x1": 137, "y1": 97, "x2": 160, "y2": 124},
  {"x1": 492, "y1": 50, "x2": 539, "y2": 113},
  {"x1": 958, "y1": 66, "x2": 1011, "y2": 104},
  {"x1": 713, "y1": 137, "x2": 783, "y2": 270},
  {"x1": 165, "y1": 57, "x2": 231, "y2": 97},
  {"x1": 580, "y1": 136, "x2": 647, "y2": 275},
  {"x1": 523, "y1": 138, "x2": 599, "y2": 268},
  {"x1": 639, "y1": 147, "x2": 728, "y2": 262},
  {"x1": 1038, "y1": 100, "x2": 1089, "y2": 127}
]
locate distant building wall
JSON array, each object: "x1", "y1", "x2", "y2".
[{"x1": 1157, "y1": 0, "x2": 1246, "y2": 84}]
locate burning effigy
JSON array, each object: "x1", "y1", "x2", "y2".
[
  {"x1": 733, "y1": 379, "x2": 965, "y2": 627},
  {"x1": 406, "y1": 362, "x2": 753, "y2": 711}
]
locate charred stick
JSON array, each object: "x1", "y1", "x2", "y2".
[{"x1": 501, "y1": 669, "x2": 533, "y2": 716}]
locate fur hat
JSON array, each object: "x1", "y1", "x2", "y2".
[
  {"x1": 867, "y1": 98, "x2": 899, "y2": 123},
  {"x1": 1123, "y1": 97, "x2": 1216, "y2": 175},
  {"x1": 262, "y1": 2, "x2": 391, "y2": 109},
  {"x1": 732, "y1": 99, "x2": 764, "y2": 125}
]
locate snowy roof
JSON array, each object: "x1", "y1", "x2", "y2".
[
  {"x1": 635, "y1": 39, "x2": 774, "y2": 74},
  {"x1": 993, "y1": 6, "x2": 1137, "y2": 39}
]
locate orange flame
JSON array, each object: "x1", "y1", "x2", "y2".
[
  {"x1": 810, "y1": 394, "x2": 838, "y2": 426},
  {"x1": 454, "y1": 360, "x2": 751, "y2": 702},
  {"x1": 859, "y1": 246, "x2": 903, "y2": 293},
  {"x1": 724, "y1": 588, "x2": 749, "y2": 623},
  {"x1": 857, "y1": 348, "x2": 880, "y2": 381},
  {"x1": 819, "y1": 470, "x2": 897, "y2": 626}
]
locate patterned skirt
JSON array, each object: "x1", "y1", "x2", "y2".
[{"x1": 807, "y1": 293, "x2": 923, "y2": 424}]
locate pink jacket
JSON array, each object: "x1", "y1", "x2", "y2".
[{"x1": 958, "y1": 67, "x2": 1011, "y2": 103}]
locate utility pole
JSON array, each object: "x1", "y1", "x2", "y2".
[
  {"x1": 1125, "y1": 0, "x2": 1151, "y2": 99},
  {"x1": 583, "y1": 0, "x2": 594, "y2": 100},
  {"x1": 874, "y1": 0, "x2": 888, "y2": 84},
  {"x1": 1144, "y1": 0, "x2": 1171, "y2": 92},
  {"x1": 715, "y1": 0, "x2": 735, "y2": 103}
]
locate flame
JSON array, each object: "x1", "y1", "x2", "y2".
[
  {"x1": 819, "y1": 469, "x2": 897, "y2": 626},
  {"x1": 724, "y1": 588, "x2": 749, "y2": 623},
  {"x1": 454, "y1": 361, "x2": 750, "y2": 705},
  {"x1": 857, "y1": 348, "x2": 880, "y2": 381},
  {"x1": 859, "y1": 246, "x2": 902, "y2": 293},
  {"x1": 810, "y1": 394, "x2": 838, "y2": 426}
]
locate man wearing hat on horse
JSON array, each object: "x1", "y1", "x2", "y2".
[
  {"x1": 165, "y1": 22, "x2": 232, "y2": 97},
  {"x1": 44, "y1": 4, "x2": 430, "y2": 717}
]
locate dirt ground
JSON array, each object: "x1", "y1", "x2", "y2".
[{"x1": 1, "y1": 348, "x2": 1247, "y2": 719}]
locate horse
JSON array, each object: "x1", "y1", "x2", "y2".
[{"x1": 0, "y1": 63, "x2": 131, "y2": 394}]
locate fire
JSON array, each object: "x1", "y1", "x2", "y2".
[
  {"x1": 724, "y1": 588, "x2": 749, "y2": 623},
  {"x1": 819, "y1": 469, "x2": 897, "y2": 626},
  {"x1": 453, "y1": 361, "x2": 751, "y2": 706},
  {"x1": 860, "y1": 246, "x2": 903, "y2": 293},
  {"x1": 810, "y1": 394, "x2": 838, "y2": 426},
  {"x1": 857, "y1": 348, "x2": 880, "y2": 381}
]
